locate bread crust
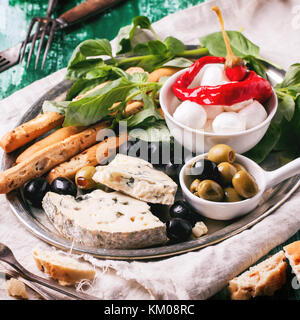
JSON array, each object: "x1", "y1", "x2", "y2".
[
  {"x1": 0, "y1": 122, "x2": 109, "y2": 194},
  {"x1": 16, "y1": 126, "x2": 85, "y2": 164},
  {"x1": 46, "y1": 132, "x2": 128, "y2": 183},
  {"x1": 284, "y1": 241, "x2": 300, "y2": 282},
  {"x1": 228, "y1": 251, "x2": 287, "y2": 300},
  {"x1": 0, "y1": 112, "x2": 64, "y2": 153}
]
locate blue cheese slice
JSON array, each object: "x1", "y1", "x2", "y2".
[
  {"x1": 42, "y1": 190, "x2": 167, "y2": 249},
  {"x1": 92, "y1": 154, "x2": 177, "y2": 205}
]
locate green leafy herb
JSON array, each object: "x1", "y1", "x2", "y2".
[
  {"x1": 42, "y1": 101, "x2": 70, "y2": 116},
  {"x1": 247, "y1": 64, "x2": 300, "y2": 162},
  {"x1": 164, "y1": 37, "x2": 185, "y2": 55},
  {"x1": 244, "y1": 122, "x2": 281, "y2": 163},
  {"x1": 162, "y1": 57, "x2": 193, "y2": 68},
  {"x1": 200, "y1": 31, "x2": 281, "y2": 78}
]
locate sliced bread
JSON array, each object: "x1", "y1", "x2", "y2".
[
  {"x1": 33, "y1": 248, "x2": 95, "y2": 286},
  {"x1": 228, "y1": 251, "x2": 287, "y2": 300}
]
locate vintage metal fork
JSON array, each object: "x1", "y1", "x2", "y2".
[
  {"x1": 20, "y1": 0, "x2": 58, "y2": 70},
  {"x1": 0, "y1": 243, "x2": 99, "y2": 300}
]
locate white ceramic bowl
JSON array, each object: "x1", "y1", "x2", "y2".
[
  {"x1": 159, "y1": 69, "x2": 278, "y2": 154},
  {"x1": 180, "y1": 153, "x2": 300, "y2": 220}
]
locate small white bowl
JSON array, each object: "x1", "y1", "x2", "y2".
[
  {"x1": 159, "y1": 69, "x2": 278, "y2": 154},
  {"x1": 180, "y1": 153, "x2": 300, "y2": 220}
]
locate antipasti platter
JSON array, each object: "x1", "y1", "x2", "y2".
[{"x1": 1, "y1": 10, "x2": 300, "y2": 260}]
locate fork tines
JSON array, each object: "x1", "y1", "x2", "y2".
[{"x1": 20, "y1": 17, "x2": 57, "y2": 70}]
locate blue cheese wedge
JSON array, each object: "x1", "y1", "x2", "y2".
[
  {"x1": 92, "y1": 154, "x2": 177, "y2": 205},
  {"x1": 42, "y1": 190, "x2": 167, "y2": 249}
]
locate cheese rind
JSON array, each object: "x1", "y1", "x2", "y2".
[
  {"x1": 42, "y1": 190, "x2": 167, "y2": 249},
  {"x1": 92, "y1": 154, "x2": 177, "y2": 205}
]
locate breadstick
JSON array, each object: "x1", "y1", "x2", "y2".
[
  {"x1": 147, "y1": 67, "x2": 181, "y2": 82},
  {"x1": 46, "y1": 132, "x2": 128, "y2": 183},
  {"x1": 15, "y1": 126, "x2": 85, "y2": 164},
  {"x1": 0, "y1": 112, "x2": 64, "y2": 153},
  {"x1": 0, "y1": 122, "x2": 109, "y2": 194}
]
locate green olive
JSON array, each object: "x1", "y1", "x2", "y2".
[
  {"x1": 196, "y1": 179, "x2": 224, "y2": 202},
  {"x1": 224, "y1": 187, "x2": 243, "y2": 202},
  {"x1": 232, "y1": 171, "x2": 259, "y2": 198},
  {"x1": 233, "y1": 163, "x2": 247, "y2": 172},
  {"x1": 217, "y1": 162, "x2": 237, "y2": 185},
  {"x1": 207, "y1": 144, "x2": 236, "y2": 164},
  {"x1": 190, "y1": 179, "x2": 201, "y2": 193},
  {"x1": 75, "y1": 166, "x2": 97, "y2": 190}
]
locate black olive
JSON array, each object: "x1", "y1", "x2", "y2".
[
  {"x1": 149, "y1": 203, "x2": 168, "y2": 222},
  {"x1": 164, "y1": 162, "x2": 183, "y2": 181},
  {"x1": 191, "y1": 159, "x2": 220, "y2": 182},
  {"x1": 50, "y1": 177, "x2": 77, "y2": 197},
  {"x1": 23, "y1": 178, "x2": 50, "y2": 208},
  {"x1": 166, "y1": 218, "x2": 192, "y2": 242},
  {"x1": 169, "y1": 200, "x2": 198, "y2": 225}
]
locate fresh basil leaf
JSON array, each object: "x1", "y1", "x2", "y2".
[
  {"x1": 133, "y1": 43, "x2": 151, "y2": 55},
  {"x1": 82, "y1": 77, "x2": 123, "y2": 98},
  {"x1": 280, "y1": 63, "x2": 300, "y2": 88},
  {"x1": 128, "y1": 72, "x2": 149, "y2": 83},
  {"x1": 162, "y1": 57, "x2": 193, "y2": 68},
  {"x1": 164, "y1": 37, "x2": 185, "y2": 55},
  {"x1": 244, "y1": 122, "x2": 281, "y2": 163},
  {"x1": 115, "y1": 25, "x2": 133, "y2": 54},
  {"x1": 79, "y1": 39, "x2": 113, "y2": 57},
  {"x1": 199, "y1": 31, "x2": 279, "y2": 70},
  {"x1": 132, "y1": 16, "x2": 152, "y2": 31},
  {"x1": 129, "y1": 122, "x2": 171, "y2": 142},
  {"x1": 200, "y1": 31, "x2": 259, "y2": 58},
  {"x1": 42, "y1": 101, "x2": 70, "y2": 116},
  {"x1": 123, "y1": 93, "x2": 162, "y2": 127},
  {"x1": 147, "y1": 40, "x2": 168, "y2": 55},
  {"x1": 116, "y1": 16, "x2": 153, "y2": 55},
  {"x1": 63, "y1": 78, "x2": 136, "y2": 126},
  {"x1": 125, "y1": 108, "x2": 160, "y2": 128},
  {"x1": 66, "y1": 78, "x2": 110, "y2": 100},
  {"x1": 277, "y1": 92, "x2": 295, "y2": 122},
  {"x1": 68, "y1": 39, "x2": 113, "y2": 69},
  {"x1": 275, "y1": 96, "x2": 300, "y2": 156},
  {"x1": 66, "y1": 59, "x2": 106, "y2": 80},
  {"x1": 243, "y1": 55, "x2": 267, "y2": 79}
]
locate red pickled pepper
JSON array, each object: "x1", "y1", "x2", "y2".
[{"x1": 172, "y1": 56, "x2": 273, "y2": 106}]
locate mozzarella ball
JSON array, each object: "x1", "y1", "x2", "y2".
[
  {"x1": 201, "y1": 64, "x2": 228, "y2": 86},
  {"x1": 188, "y1": 63, "x2": 227, "y2": 88},
  {"x1": 238, "y1": 100, "x2": 268, "y2": 129},
  {"x1": 212, "y1": 112, "x2": 246, "y2": 134},
  {"x1": 203, "y1": 105, "x2": 224, "y2": 120},
  {"x1": 224, "y1": 99, "x2": 253, "y2": 112},
  {"x1": 173, "y1": 101, "x2": 207, "y2": 129},
  {"x1": 203, "y1": 119, "x2": 213, "y2": 132}
]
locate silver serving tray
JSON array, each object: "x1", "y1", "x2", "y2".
[{"x1": 2, "y1": 54, "x2": 299, "y2": 260}]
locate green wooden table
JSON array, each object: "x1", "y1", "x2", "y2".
[{"x1": 0, "y1": 0, "x2": 299, "y2": 300}]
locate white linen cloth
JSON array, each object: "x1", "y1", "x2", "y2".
[{"x1": 0, "y1": 0, "x2": 300, "y2": 300}]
